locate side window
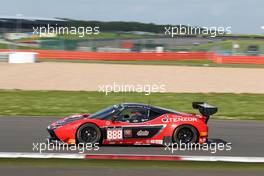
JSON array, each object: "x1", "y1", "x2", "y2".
[
  {"x1": 148, "y1": 110, "x2": 163, "y2": 121},
  {"x1": 117, "y1": 107, "x2": 149, "y2": 123}
]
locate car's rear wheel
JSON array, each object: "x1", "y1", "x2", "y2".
[
  {"x1": 173, "y1": 125, "x2": 198, "y2": 144},
  {"x1": 76, "y1": 123, "x2": 101, "y2": 144}
]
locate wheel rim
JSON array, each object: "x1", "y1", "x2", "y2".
[
  {"x1": 177, "y1": 128, "x2": 194, "y2": 143},
  {"x1": 80, "y1": 127, "x2": 98, "y2": 143}
]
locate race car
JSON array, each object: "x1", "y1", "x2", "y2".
[{"x1": 47, "y1": 102, "x2": 217, "y2": 146}]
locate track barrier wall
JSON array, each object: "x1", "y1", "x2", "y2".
[
  {"x1": 214, "y1": 55, "x2": 264, "y2": 65},
  {"x1": 1, "y1": 50, "x2": 264, "y2": 64}
]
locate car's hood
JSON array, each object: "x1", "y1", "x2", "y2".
[{"x1": 50, "y1": 114, "x2": 90, "y2": 128}]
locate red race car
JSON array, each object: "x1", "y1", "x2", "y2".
[{"x1": 47, "y1": 102, "x2": 217, "y2": 146}]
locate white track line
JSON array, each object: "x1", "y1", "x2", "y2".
[
  {"x1": 0, "y1": 152, "x2": 264, "y2": 163},
  {"x1": 181, "y1": 155, "x2": 264, "y2": 163},
  {"x1": 0, "y1": 152, "x2": 85, "y2": 159}
]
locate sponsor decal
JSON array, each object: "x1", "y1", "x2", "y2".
[
  {"x1": 134, "y1": 142, "x2": 143, "y2": 145},
  {"x1": 164, "y1": 114, "x2": 169, "y2": 118},
  {"x1": 107, "y1": 128, "x2": 123, "y2": 140},
  {"x1": 150, "y1": 140, "x2": 163, "y2": 145},
  {"x1": 67, "y1": 139, "x2": 76, "y2": 144},
  {"x1": 124, "y1": 129, "x2": 132, "y2": 137},
  {"x1": 199, "y1": 137, "x2": 207, "y2": 143},
  {"x1": 200, "y1": 132, "x2": 208, "y2": 136},
  {"x1": 137, "y1": 130, "x2": 149, "y2": 137},
  {"x1": 162, "y1": 116, "x2": 198, "y2": 123}
]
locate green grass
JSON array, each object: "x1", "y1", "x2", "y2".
[
  {"x1": 193, "y1": 39, "x2": 264, "y2": 53},
  {"x1": 0, "y1": 43, "x2": 38, "y2": 50},
  {"x1": 1, "y1": 158, "x2": 264, "y2": 170},
  {"x1": 59, "y1": 32, "x2": 149, "y2": 40},
  {"x1": 40, "y1": 59, "x2": 264, "y2": 68},
  {"x1": 18, "y1": 32, "x2": 149, "y2": 41},
  {"x1": 0, "y1": 90, "x2": 263, "y2": 120}
]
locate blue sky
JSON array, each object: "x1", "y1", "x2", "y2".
[{"x1": 0, "y1": 0, "x2": 263, "y2": 34}]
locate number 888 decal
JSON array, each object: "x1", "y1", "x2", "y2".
[{"x1": 107, "y1": 128, "x2": 123, "y2": 140}]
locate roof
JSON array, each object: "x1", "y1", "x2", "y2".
[{"x1": 121, "y1": 103, "x2": 180, "y2": 114}]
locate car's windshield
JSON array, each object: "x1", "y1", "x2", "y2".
[{"x1": 88, "y1": 104, "x2": 122, "y2": 119}]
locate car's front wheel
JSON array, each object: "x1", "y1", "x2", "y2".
[
  {"x1": 173, "y1": 125, "x2": 198, "y2": 144},
  {"x1": 76, "y1": 123, "x2": 101, "y2": 144}
]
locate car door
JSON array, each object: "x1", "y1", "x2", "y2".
[{"x1": 104, "y1": 106, "x2": 163, "y2": 143}]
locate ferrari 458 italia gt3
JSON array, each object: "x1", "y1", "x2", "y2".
[{"x1": 47, "y1": 102, "x2": 217, "y2": 146}]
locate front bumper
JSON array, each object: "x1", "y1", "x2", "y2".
[{"x1": 47, "y1": 126, "x2": 61, "y2": 143}]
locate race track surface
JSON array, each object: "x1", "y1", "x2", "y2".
[
  {"x1": 0, "y1": 116, "x2": 263, "y2": 157},
  {"x1": 1, "y1": 166, "x2": 263, "y2": 176}
]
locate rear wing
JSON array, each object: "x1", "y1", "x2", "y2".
[{"x1": 192, "y1": 102, "x2": 218, "y2": 123}]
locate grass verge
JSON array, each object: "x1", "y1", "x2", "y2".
[
  {"x1": 40, "y1": 59, "x2": 264, "y2": 68},
  {"x1": 0, "y1": 90, "x2": 263, "y2": 120},
  {"x1": 193, "y1": 39, "x2": 264, "y2": 53}
]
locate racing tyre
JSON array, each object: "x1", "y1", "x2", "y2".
[
  {"x1": 76, "y1": 123, "x2": 101, "y2": 144},
  {"x1": 173, "y1": 125, "x2": 198, "y2": 144}
]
